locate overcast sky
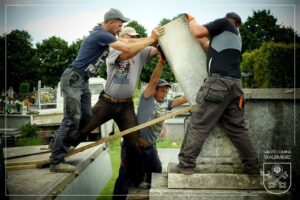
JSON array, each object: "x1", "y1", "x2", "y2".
[{"x1": 0, "y1": 0, "x2": 299, "y2": 44}]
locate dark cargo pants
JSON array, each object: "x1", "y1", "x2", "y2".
[
  {"x1": 178, "y1": 75, "x2": 258, "y2": 168},
  {"x1": 79, "y1": 93, "x2": 143, "y2": 200}
]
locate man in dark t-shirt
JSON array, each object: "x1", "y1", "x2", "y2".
[
  {"x1": 177, "y1": 12, "x2": 260, "y2": 175},
  {"x1": 50, "y1": 8, "x2": 164, "y2": 173}
]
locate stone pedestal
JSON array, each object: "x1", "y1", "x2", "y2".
[
  {"x1": 197, "y1": 125, "x2": 241, "y2": 162},
  {"x1": 148, "y1": 126, "x2": 291, "y2": 200},
  {"x1": 149, "y1": 173, "x2": 290, "y2": 200}
]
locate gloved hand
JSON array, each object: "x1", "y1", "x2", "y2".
[{"x1": 184, "y1": 13, "x2": 195, "y2": 22}]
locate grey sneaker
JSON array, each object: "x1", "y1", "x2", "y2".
[
  {"x1": 50, "y1": 163, "x2": 77, "y2": 173},
  {"x1": 138, "y1": 181, "x2": 151, "y2": 189}
]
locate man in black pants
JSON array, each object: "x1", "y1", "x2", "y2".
[{"x1": 177, "y1": 12, "x2": 260, "y2": 175}]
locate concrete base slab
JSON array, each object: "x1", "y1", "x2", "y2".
[
  {"x1": 149, "y1": 174, "x2": 291, "y2": 200},
  {"x1": 168, "y1": 163, "x2": 262, "y2": 189},
  {"x1": 127, "y1": 187, "x2": 149, "y2": 200}
]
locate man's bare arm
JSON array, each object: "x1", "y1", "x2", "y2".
[{"x1": 110, "y1": 27, "x2": 164, "y2": 61}]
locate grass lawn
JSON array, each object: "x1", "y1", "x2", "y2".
[{"x1": 98, "y1": 137, "x2": 122, "y2": 200}]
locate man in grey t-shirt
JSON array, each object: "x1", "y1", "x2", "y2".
[
  {"x1": 136, "y1": 56, "x2": 187, "y2": 185},
  {"x1": 73, "y1": 27, "x2": 159, "y2": 199}
]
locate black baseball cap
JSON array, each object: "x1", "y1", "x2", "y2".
[
  {"x1": 225, "y1": 12, "x2": 242, "y2": 26},
  {"x1": 157, "y1": 79, "x2": 171, "y2": 88}
]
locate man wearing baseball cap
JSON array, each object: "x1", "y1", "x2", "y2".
[
  {"x1": 136, "y1": 55, "x2": 187, "y2": 187},
  {"x1": 50, "y1": 8, "x2": 164, "y2": 173},
  {"x1": 176, "y1": 12, "x2": 260, "y2": 176},
  {"x1": 64, "y1": 26, "x2": 160, "y2": 199}
]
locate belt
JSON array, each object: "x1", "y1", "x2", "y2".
[
  {"x1": 101, "y1": 91, "x2": 132, "y2": 103},
  {"x1": 209, "y1": 73, "x2": 240, "y2": 81}
]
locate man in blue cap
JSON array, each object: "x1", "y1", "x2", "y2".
[{"x1": 49, "y1": 8, "x2": 164, "y2": 173}]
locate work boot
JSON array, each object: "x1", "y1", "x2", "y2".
[
  {"x1": 50, "y1": 163, "x2": 77, "y2": 173},
  {"x1": 175, "y1": 163, "x2": 194, "y2": 175}
]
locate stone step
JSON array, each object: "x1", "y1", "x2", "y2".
[
  {"x1": 127, "y1": 187, "x2": 149, "y2": 200},
  {"x1": 149, "y1": 173, "x2": 291, "y2": 200},
  {"x1": 168, "y1": 163, "x2": 263, "y2": 189}
]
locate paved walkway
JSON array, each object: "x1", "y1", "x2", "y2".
[{"x1": 157, "y1": 148, "x2": 180, "y2": 172}]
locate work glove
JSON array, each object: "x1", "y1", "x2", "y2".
[{"x1": 181, "y1": 13, "x2": 195, "y2": 22}]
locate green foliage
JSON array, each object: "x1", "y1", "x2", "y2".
[
  {"x1": 3, "y1": 30, "x2": 36, "y2": 92},
  {"x1": 98, "y1": 63, "x2": 107, "y2": 79},
  {"x1": 16, "y1": 136, "x2": 43, "y2": 146},
  {"x1": 36, "y1": 36, "x2": 70, "y2": 87},
  {"x1": 99, "y1": 137, "x2": 121, "y2": 199},
  {"x1": 241, "y1": 42, "x2": 298, "y2": 88},
  {"x1": 19, "y1": 82, "x2": 30, "y2": 93},
  {"x1": 140, "y1": 17, "x2": 177, "y2": 83},
  {"x1": 0, "y1": 35, "x2": 4, "y2": 92},
  {"x1": 126, "y1": 21, "x2": 147, "y2": 37},
  {"x1": 240, "y1": 9, "x2": 298, "y2": 52},
  {"x1": 19, "y1": 123, "x2": 40, "y2": 138}
]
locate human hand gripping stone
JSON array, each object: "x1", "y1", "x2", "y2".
[{"x1": 150, "y1": 26, "x2": 165, "y2": 42}]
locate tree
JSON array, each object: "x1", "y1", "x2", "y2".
[
  {"x1": 126, "y1": 20, "x2": 147, "y2": 37},
  {"x1": 3, "y1": 30, "x2": 37, "y2": 92},
  {"x1": 0, "y1": 35, "x2": 5, "y2": 93},
  {"x1": 36, "y1": 36, "x2": 70, "y2": 87},
  {"x1": 139, "y1": 17, "x2": 176, "y2": 83},
  {"x1": 240, "y1": 9, "x2": 298, "y2": 52}
]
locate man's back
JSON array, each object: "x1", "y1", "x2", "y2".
[{"x1": 204, "y1": 18, "x2": 242, "y2": 78}]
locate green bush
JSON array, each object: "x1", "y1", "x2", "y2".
[
  {"x1": 19, "y1": 123, "x2": 40, "y2": 137},
  {"x1": 19, "y1": 82, "x2": 30, "y2": 93},
  {"x1": 241, "y1": 42, "x2": 299, "y2": 88}
]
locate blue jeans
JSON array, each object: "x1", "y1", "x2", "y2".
[
  {"x1": 141, "y1": 145, "x2": 162, "y2": 183},
  {"x1": 50, "y1": 68, "x2": 91, "y2": 165}
]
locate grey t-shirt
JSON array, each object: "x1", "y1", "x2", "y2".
[
  {"x1": 137, "y1": 92, "x2": 173, "y2": 144},
  {"x1": 104, "y1": 47, "x2": 152, "y2": 99}
]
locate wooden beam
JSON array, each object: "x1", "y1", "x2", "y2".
[
  {"x1": 6, "y1": 106, "x2": 193, "y2": 169},
  {"x1": 66, "y1": 106, "x2": 193, "y2": 157}
]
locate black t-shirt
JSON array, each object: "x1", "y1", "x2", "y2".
[{"x1": 204, "y1": 18, "x2": 242, "y2": 78}]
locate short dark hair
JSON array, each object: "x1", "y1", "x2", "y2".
[{"x1": 225, "y1": 12, "x2": 242, "y2": 26}]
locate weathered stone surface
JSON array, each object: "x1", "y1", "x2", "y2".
[
  {"x1": 127, "y1": 187, "x2": 149, "y2": 200},
  {"x1": 150, "y1": 188, "x2": 291, "y2": 200},
  {"x1": 168, "y1": 163, "x2": 262, "y2": 189},
  {"x1": 152, "y1": 173, "x2": 168, "y2": 188},
  {"x1": 149, "y1": 174, "x2": 291, "y2": 200},
  {"x1": 158, "y1": 15, "x2": 207, "y2": 105},
  {"x1": 196, "y1": 125, "x2": 241, "y2": 165}
]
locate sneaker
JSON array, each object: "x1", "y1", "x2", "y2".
[
  {"x1": 137, "y1": 181, "x2": 151, "y2": 189},
  {"x1": 50, "y1": 163, "x2": 77, "y2": 173},
  {"x1": 175, "y1": 164, "x2": 194, "y2": 175}
]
